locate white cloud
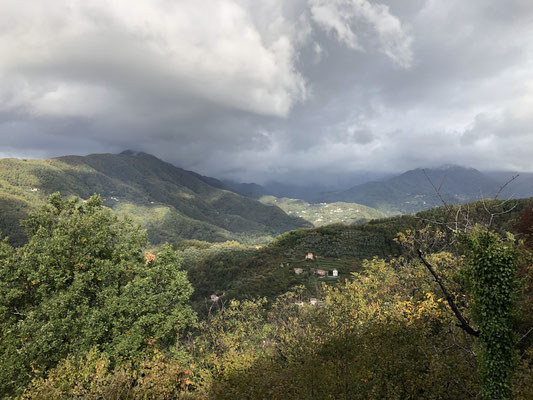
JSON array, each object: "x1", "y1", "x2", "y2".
[
  {"x1": 310, "y1": 1, "x2": 362, "y2": 50},
  {"x1": 0, "y1": 0, "x2": 309, "y2": 118},
  {"x1": 308, "y1": 0, "x2": 413, "y2": 67},
  {"x1": 0, "y1": 0, "x2": 414, "y2": 123}
]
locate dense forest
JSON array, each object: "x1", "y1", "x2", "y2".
[{"x1": 0, "y1": 193, "x2": 532, "y2": 399}]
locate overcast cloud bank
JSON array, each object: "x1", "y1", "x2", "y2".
[{"x1": 1, "y1": 0, "x2": 533, "y2": 183}]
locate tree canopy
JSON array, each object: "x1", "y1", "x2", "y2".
[{"x1": 0, "y1": 194, "x2": 196, "y2": 397}]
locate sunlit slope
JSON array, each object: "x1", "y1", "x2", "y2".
[
  {"x1": 258, "y1": 195, "x2": 387, "y2": 226},
  {"x1": 0, "y1": 152, "x2": 311, "y2": 245}
]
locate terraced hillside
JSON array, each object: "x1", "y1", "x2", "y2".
[
  {"x1": 179, "y1": 198, "x2": 531, "y2": 311},
  {"x1": 258, "y1": 195, "x2": 386, "y2": 226}
]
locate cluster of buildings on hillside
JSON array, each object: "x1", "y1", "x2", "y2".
[
  {"x1": 293, "y1": 267, "x2": 338, "y2": 278},
  {"x1": 209, "y1": 252, "x2": 339, "y2": 305},
  {"x1": 294, "y1": 252, "x2": 338, "y2": 278}
]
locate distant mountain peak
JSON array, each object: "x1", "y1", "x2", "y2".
[
  {"x1": 120, "y1": 149, "x2": 150, "y2": 157},
  {"x1": 412, "y1": 164, "x2": 474, "y2": 172},
  {"x1": 433, "y1": 164, "x2": 475, "y2": 171}
]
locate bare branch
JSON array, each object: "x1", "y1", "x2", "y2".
[
  {"x1": 418, "y1": 249, "x2": 480, "y2": 337},
  {"x1": 490, "y1": 203, "x2": 518, "y2": 217},
  {"x1": 421, "y1": 169, "x2": 474, "y2": 232},
  {"x1": 481, "y1": 197, "x2": 495, "y2": 229},
  {"x1": 480, "y1": 196, "x2": 519, "y2": 229},
  {"x1": 494, "y1": 174, "x2": 519, "y2": 200},
  {"x1": 423, "y1": 169, "x2": 449, "y2": 209},
  {"x1": 517, "y1": 327, "x2": 533, "y2": 345}
]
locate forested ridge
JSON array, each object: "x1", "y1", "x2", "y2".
[
  {"x1": 0, "y1": 193, "x2": 532, "y2": 399},
  {"x1": 0, "y1": 152, "x2": 311, "y2": 247}
]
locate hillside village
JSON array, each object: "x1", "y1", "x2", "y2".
[
  {"x1": 208, "y1": 252, "x2": 340, "y2": 306},
  {"x1": 291, "y1": 252, "x2": 339, "y2": 278}
]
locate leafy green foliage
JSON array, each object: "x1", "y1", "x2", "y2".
[
  {"x1": 464, "y1": 228, "x2": 519, "y2": 400},
  {"x1": 187, "y1": 256, "x2": 481, "y2": 399},
  {"x1": 1, "y1": 191, "x2": 532, "y2": 398},
  {"x1": 0, "y1": 193, "x2": 33, "y2": 245},
  {"x1": 175, "y1": 200, "x2": 531, "y2": 312},
  {"x1": 0, "y1": 194, "x2": 196, "y2": 397},
  {"x1": 22, "y1": 348, "x2": 195, "y2": 400},
  {"x1": 176, "y1": 216, "x2": 417, "y2": 313},
  {"x1": 11, "y1": 222, "x2": 533, "y2": 399}
]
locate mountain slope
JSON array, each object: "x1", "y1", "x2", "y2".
[
  {"x1": 221, "y1": 180, "x2": 269, "y2": 199},
  {"x1": 320, "y1": 165, "x2": 503, "y2": 214},
  {"x1": 0, "y1": 152, "x2": 311, "y2": 245},
  {"x1": 222, "y1": 179, "x2": 355, "y2": 203}
]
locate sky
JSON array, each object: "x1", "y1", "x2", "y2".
[{"x1": 1, "y1": 0, "x2": 533, "y2": 185}]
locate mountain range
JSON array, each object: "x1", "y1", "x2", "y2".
[
  {"x1": 1, "y1": 151, "x2": 532, "y2": 247},
  {"x1": 319, "y1": 165, "x2": 533, "y2": 214},
  {"x1": 226, "y1": 165, "x2": 533, "y2": 215}
]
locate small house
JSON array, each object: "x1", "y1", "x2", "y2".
[
  {"x1": 294, "y1": 267, "x2": 303, "y2": 275},
  {"x1": 305, "y1": 252, "x2": 314, "y2": 260},
  {"x1": 316, "y1": 269, "x2": 327, "y2": 278},
  {"x1": 309, "y1": 298, "x2": 327, "y2": 307},
  {"x1": 210, "y1": 294, "x2": 219, "y2": 302},
  {"x1": 30, "y1": 187, "x2": 40, "y2": 192},
  {"x1": 332, "y1": 269, "x2": 338, "y2": 277}
]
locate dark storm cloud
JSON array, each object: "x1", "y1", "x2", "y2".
[{"x1": 1, "y1": 0, "x2": 533, "y2": 183}]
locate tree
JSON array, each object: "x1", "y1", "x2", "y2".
[
  {"x1": 397, "y1": 217, "x2": 524, "y2": 399},
  {"x1": 0, "y1": 193, "x2": 196, "y2": 397},
  {"x1": 515, "y1": 201, "x2": 533, "y2": 248}
]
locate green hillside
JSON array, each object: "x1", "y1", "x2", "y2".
[
  {"x1": 258, "y1": 195, "x2": 387, "y2": 226},
  {"x1": 178, "y1": 198, "x2": 530, "y2": 310},
  {"x1": 1, "y1": 188, "x2": 531, "y2": 398},
  {"x1": 0, "y1": 152, "x2": 311, "y2": 246},
  {"x1": 180, "y1": 216, "x2": 414, "y2": 309}
]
